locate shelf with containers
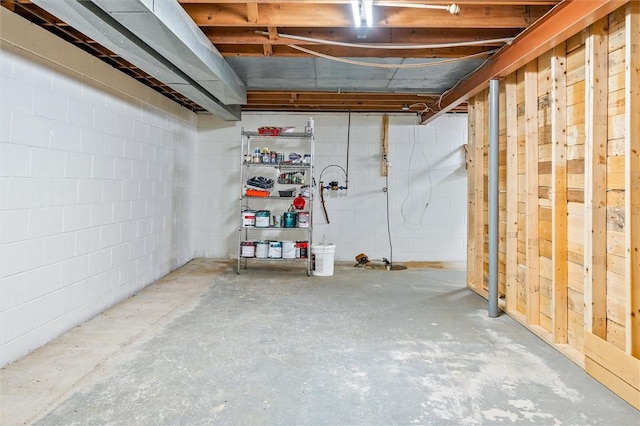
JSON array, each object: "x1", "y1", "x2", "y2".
[{"x1": 237, "y1": 128, "x2": 314, "y2": 275}]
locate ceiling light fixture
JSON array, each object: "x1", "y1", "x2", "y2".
[
  {"x1": 351, "y1": 1, "x2": 361, "y2": 28},
  {"x1": 351, "y1": 0, "x2": 374, "y2": 28}
]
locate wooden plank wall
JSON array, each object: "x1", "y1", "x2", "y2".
[{"x1": 466, "y1": 3, "x2": 640, "y2": 408}]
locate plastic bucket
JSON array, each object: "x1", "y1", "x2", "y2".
[
  {"x1": 268, "y1": 241, "x2": 282, "y2": 258},
  {"x1": 311, "y1": 244, "x2": 336, "y2": 276},
  {"x1": 255, "y1": 210, "x2": 270, "y2": 228},
  {"x1": 282, "y1": 241, "x2": 296, "y2": 259},
  {"x1": 255, "y1": 241, "x2": 269, "y2": 258}
]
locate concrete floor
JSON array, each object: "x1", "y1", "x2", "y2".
[{"x1": 1, "y1": 259, "x2": 638, "y2": 425}]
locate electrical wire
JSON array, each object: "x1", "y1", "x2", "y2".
[
  {"x1": 385, "y1": 165, "x2": 393, "y2": 268},
  {"x1": 255, "y1": 30, "x2": 513, "y2": 50},
  {"x1": 400, "y1": 121, "x2": 433, "y2": 225},
  {"x1": 287, "y1": 44, "x2": 499, "y2": 69}
]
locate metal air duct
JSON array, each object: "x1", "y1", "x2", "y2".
[{"x1": 31, "y1": 0, "x2": 246, "y2": 120}]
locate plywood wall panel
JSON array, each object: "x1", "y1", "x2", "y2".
[{"x1": 465, "y1": 3, "x2": 639, "y2": 407}]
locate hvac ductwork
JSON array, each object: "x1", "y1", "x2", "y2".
[{"x1": 32, "y1": 0, "x2": 246, "y2": 121}]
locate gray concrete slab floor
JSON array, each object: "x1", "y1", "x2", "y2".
[{"x1": 1, "y1": 259, "x2": 638, "y2": 425}]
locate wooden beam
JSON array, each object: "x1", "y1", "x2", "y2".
[
  {"x1": 625, "y1": 0, "x2": 640, "y2": 357},
  {"x1": 204, "y1": 27, "x2": 520, "y2": 45},
  {"x1": 423, "y1": 0, "x2": 627, "y2": 124},
  {"x1": 505, "y1": 73, "x2": 518, "y2": 313},
  {"x1": 551, "y1": 42, "x2": 568, "y2": 344},
  {"x1": 584, "y1": 17, "x2": 608, "y2": 339},
  {"x1": 525, "y1": 59, "x2": 540, "y2": 326},
  {"x1": 216, "y1": 44, "x2": 491, "y2": 58},
  {"x1": 246, "y1": 2, "x2": 258, "y2": 24},
  {"x1": 584, "y1": 332, "x2": 640, "y2": 408},
  {"x1": 184, "y1": 3, "x2": 549, "y2": 28},
  {"x1": 381, "y1": 115, "x2": 389, "y2": 177}
]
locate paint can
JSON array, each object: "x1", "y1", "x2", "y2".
[
  {"x1": 268, "y1": 241, "x2": 282, "y2": 258},
  {"x1": 273, "y1": 214, "x2": 282, "y2": 227},
  {"x1": 242, "y1": 210, "x2": 256, "y2": 227},
  {"x1": 296, "y1": 241, "x2": 308, "y2": 258},
  {"x1": 240, "y1": 241, "x2": 256, "y2": 257},
  {"x1": 281, "y1": 241, "x2": 296, "y2": 259},
  {"x1": 297, "y1": 211, "x2": 310, "y2": 228},
  {"x1": 255, "y1": 241, "x2": 269, "y2": 258},
  {"x1": 283, "y1": 211, "x2": 297, "y2": 228},
  {"x1": 255, "y1": 210, "x2": 270, "y2": 228}
]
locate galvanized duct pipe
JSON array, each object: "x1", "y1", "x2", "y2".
[{"x1": 488, "y1": 79, "x2": 500, "y2": 317}]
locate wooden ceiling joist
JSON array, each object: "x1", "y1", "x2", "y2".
[{"x1": 182, "y1": 3, "x2": 550, "y2": 28}]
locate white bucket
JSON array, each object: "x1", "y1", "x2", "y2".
[
  {"x1": 255, "y1": 241, "x2": 269, "y2": 258},
  {"x1": 311, "y1": 244, "x2": 336, "y2": 276},
  {"x1": 268, "y1": 241, "x2": 282, "y2": 258},
  {"x1": 281, "y1": 240, "x2": 296, "y2": 259}
]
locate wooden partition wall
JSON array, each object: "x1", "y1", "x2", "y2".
[{"x1": 466, "y1": 2, "x2": 639, "y2": 408}]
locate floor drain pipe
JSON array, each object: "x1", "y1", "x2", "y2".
[{"x1": 488, "y1": 79, "x2": 500, "y2": 318}]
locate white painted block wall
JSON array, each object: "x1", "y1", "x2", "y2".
[
  {"x1": 195, "y1": 112, "x2": 467, "y2": 263},
  {"x1": 0, "y1": 9, "x2": 197, "y2": 367}
]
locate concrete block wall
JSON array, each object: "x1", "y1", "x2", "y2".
[
  {"x1": 0, "y1": 9, "x2": 197, "y2": 367},
  {"x1": 195, "y1": 112, "x2": 467, "y2": 263}
]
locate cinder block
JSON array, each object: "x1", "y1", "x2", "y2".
[
  {"x1": 100, "y1": 223, "x2": 121, "y2": 249},
  {"x1": 34, "y1": 89, "x2": 67, "y2": 122},
  {"x1": 0, "y1": 239, "x2": 45, "y2": 278},
  {"x1": 88, "y1": 248, "x2": 111, "y2": 276},
  {"x1": 91, "y1": 156, "x2": 114, "y2": 179},
  {"x1": 78, "y1": 179, "x2": 103, "y2": 204},
  {"x1": 102, "y1": 179, "x2": 123, "y2": 202},
  {"x1": 24, "y1": 263, "x2": 61, "y2": 300},
  {"x1": 1, "y1": 76, "x2": 33, "y2": 114},
  {"x1": 28, "y1": 207, "x2": 63, "y2": 238},
  {"x1": 75, "y1": 227, "x2": 100, "y2": 256},
  {"x1": 31, "y1": 147, "x2": 65, "y2": 177},
  {"x1": 90, "y1": 202, "x2": 113, "y2": 227},
  {"x1": 44, "y1": 232, "x2": 76, "y2": 265},
  {"x1": 65, "y1": 152, "x2": 93, "y2": 178},
  {"x1": 0, "y1": 273, "x2": 26, "y2": 312},
  {"x1": 60, "y1": 255, "x2": 89, "y2": 287},
  {"x1": 2, "y1": 177, "x2": 46, "y2": 210},
  {"x1": 10, "y1": 112, "x2": 50, "y2": 148},
  {"x1": 0, "y1": 209, "x2": 28, "y2": 244}
]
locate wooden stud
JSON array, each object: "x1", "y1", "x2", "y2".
[
  {"x1": 381, "y1": 115, "x2": 389, "y2": 177},
  {"x1": 625, "y1": 1, "x2": 640, "y2": 357},
  {"x1": 584, "y1": 18, "x2": 608, "y2": 338},
  {"x1": 525, "y1": 60, "x2": 540, "y2": 325},
  {"x1": 475, "y1": 95, "x2": 486, "y2": 294},
  {"x1": 552, "y1": 42, "x2": 569, "y2": 343},
  {"x1": 505, "y1": 74, "x2": 519, "y2": 312},
  {"x1": 468, "y1": 99, "x2": 478, "y2": 288}
]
